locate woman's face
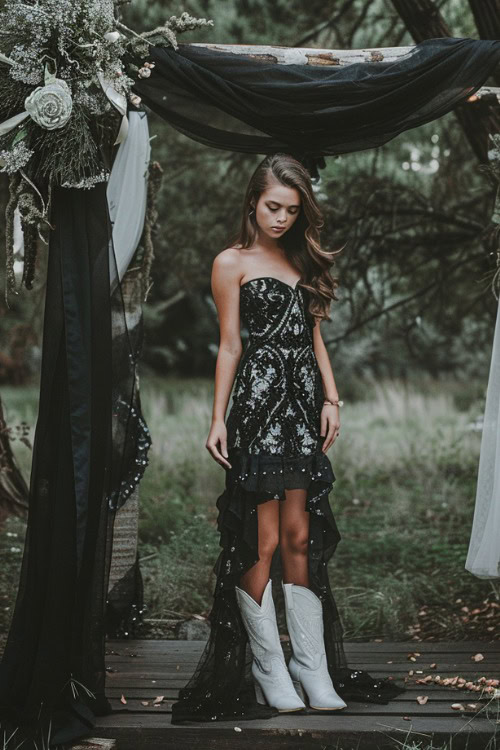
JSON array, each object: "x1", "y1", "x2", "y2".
[{"x1": 253, "y1": 181, "x2": 301, "y2": 241}]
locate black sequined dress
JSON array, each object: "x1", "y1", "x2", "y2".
[{"x1": 171, "y1": 276, "x2": 405, "y2": 723}]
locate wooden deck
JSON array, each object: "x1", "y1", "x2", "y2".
[{"x1": 96, "y1": 639, "x2": 499, "y2": 750}]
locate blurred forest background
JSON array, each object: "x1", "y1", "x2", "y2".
[{"x1": 1, "y1": 0, "x2": 500, "y2": 646}]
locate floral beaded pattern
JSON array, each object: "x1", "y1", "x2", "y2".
[{"x1": 225, "y1": 276, "x2": 324, "y2": 458}]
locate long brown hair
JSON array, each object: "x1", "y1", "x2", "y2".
[{"x1": 227, "y1": 153, "x2": 343, "y2": 322}]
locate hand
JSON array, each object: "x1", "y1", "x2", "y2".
[
  {"x1": 320, "y1": 404, "x2": 340, "y2": 453},
  {"x1": 206, "y1": 420, "x2": 232, "y2": 469}
]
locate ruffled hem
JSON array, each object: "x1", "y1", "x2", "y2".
[
  {"x1": 224, "y1": 444, "x2": 336, "y2": 498},
  {"x1": 171, "y1": 444, "x2": 406, "y2": 724}
]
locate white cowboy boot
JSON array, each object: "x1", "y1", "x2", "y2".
[
  {"x1": 235, "y1": 579, "x2": 305, "y2": 712},
  {"x1": 282, "y1": 582, "x2": 347, "y2": 710}
]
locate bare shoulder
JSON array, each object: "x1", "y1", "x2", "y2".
[{"x1": 212, "y1": 246, "x2": 245, "y2": 284}]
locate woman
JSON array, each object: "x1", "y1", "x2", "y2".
[{"x1": 171, "y1": 153, "x2": 405, "y2": 724}]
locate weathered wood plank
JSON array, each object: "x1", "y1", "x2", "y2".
[
  {"x1": 103, "y1": 690, "x2": 494, "y2": 708},
  {"x1": 190, "y1": 41, "x2": 415, "y2": 65},
  {"x1": 93, "y1": 714, "x2": 496, "y2": 750},
  {"x1": 107, "y1": 639, "x2": 499, "y2": 653},
  {"x1": 103, "y1": 659, "x2": 500, "y2": 679},
  {"x1": 106, "y1": 649, "x2": 500, "y2": 671},
  {"x1": 71, "y1": 740, "x2": 117, "y2": 750},
  {"x1": 104, "y1": 696, "x2": 491, "y2": 728}
]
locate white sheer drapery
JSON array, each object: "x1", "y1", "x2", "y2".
[
  {"x1": 465, "y1": 296, "x2": 500, "y2": 579},
  {"x1": 107, "y1": 110, "x2": 151, "y2": 294}
]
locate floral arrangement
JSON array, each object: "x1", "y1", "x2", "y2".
[{"x1": 0, "y1": 0, "x2": 213, "y2": 297}]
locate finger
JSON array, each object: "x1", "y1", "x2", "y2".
[
  {"x1": 322, "y1": 416, "x2": 334, "y2": 451},
  {"x1": 207, "y1": 443, "x2": 232, "y2": 469},
  {"x1": 320, "y1": 412, "x2": 327, "y2": 437},
  {"x1": 216, "y1": 449, "x2": 232, "y2": 469},
  {"x1": 220, "y1": 439, "x2": 229, "y2": 459},
  {"x1": 324, "y1": 421, "x2": 337, "y2": 452},
  {"x1": 329, "y1": 425, "x2": 340, "y2": 450}
]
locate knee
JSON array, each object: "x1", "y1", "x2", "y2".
[
  {"x1": 280, "y1": 526, "x2": 309, "y2": 557},
  {"x1": 258, "y1": 528, "x2": 279, "y2": 562}
]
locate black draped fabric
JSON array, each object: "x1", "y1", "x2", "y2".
[
  {"x1": 134, "y1": 37, "x2": 500, "y2": 176},
  {"x1": 0, "y1": 184, "x2": 150, "y2": 748}
]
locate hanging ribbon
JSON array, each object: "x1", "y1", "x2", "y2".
[{"x1": 97, "y1": 72, "x2": 129, "y2": 145}]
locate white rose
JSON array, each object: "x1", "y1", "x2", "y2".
[
  {"x1": 25, "y1": 78, "x2": 72, "y2": 130},
  {"x1": 138, "y1": 67, "x2": 151, "y2": 79}
]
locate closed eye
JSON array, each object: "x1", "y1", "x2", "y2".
[{"x1": 269, "y1": 206, "x2": 298, "y2": 214}]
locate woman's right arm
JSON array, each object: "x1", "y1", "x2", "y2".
[{"x1": 206, "y1": 249, "x2": 243, "y2": 469}]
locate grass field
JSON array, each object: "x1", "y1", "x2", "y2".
[{"x1": 1, "y1": 375, "x2": 499, "y2": 648}]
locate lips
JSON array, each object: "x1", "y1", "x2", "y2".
[{"x1": 271, "y1": 226, "x2": 285, "y2": 231}]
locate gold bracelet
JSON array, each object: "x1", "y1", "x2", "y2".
[{"x1": 323, "y1": 399, "x2": 344, "y2": 407}]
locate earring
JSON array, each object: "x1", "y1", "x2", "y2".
[{"x1": 249, "y1": 207, "x2": 255, "y2": 215}]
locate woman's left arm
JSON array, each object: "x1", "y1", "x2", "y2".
[{"x1": 312, "y1": 318, "x2": 341, "y2": 453}]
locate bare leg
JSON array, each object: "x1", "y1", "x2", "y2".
[
  {"x1": 280, "y1": 488, "x2": 309, "y2": 587},
  {"x1": 239, "y1": 499, "x2": 279, "y2": 604}
]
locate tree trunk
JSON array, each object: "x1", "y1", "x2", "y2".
[
  {"x1": 468, "y1": 0, "x2": 500, "y2": 85},
  {"x1": 469, "y1": 0, "x2": 500, "y2": 39},
  {"x1": 391, "y1": 0, "x2": 500, "y2": 162}
]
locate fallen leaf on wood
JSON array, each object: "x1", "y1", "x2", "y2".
[
  {"x1": 141, "y1": 701, "x2": 149, "y2": 706},
  {"x1": 416, "y1": 696, "x2": 428, "y2": 705},
  {"x1": 430, "y1": 663, "x2": 437, "y2": 669},
  {"x1": 466, "y1": 704, "x2": 478, "y2": 710},
  {"x1": 120, "y1": 695, "x2": 127, "y2": 705},
  {"x1": 153, "y1": 696, "x2": 164, "y2": 705},
  {"x1": 402, "y1": 716, "x2": 412, "y2": 721},
  {"x1": 451, "y1": 703, "x2": 465, "y2": 710},
  {"x1": 234, "y1": 727, "x2": 242, "y2": 733},
  {"x1": 472, "y1": 653, "x2": 484, "y2": 662}
]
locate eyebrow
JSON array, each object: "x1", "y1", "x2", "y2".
[{"x1": 267, "y1": 200, "x2": 300, "y2": 208}]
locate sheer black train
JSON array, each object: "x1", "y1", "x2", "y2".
[{"x1": 171, "y1": 277, "x2": 406, "y2": 723}]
